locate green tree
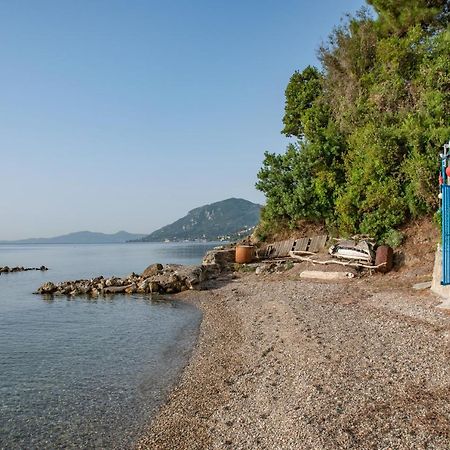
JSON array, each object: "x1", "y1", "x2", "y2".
[
  {"x1": 281, "y1": 66, "x2": 323, "y2": 139},
  {"x1": 256, "y1": 1, "x2": 449, "y2": 241},
  {"x1": 367, "y1": 0, "x2": 449, "y2": 35}
]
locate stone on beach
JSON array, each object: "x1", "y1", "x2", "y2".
[
  {"x1": 141, "y1": 263, "x2": 164, "y2": 278},
  {"x1": 412, "y1": 281, "x2": 432, "y2": 290},
  {"x1": 34, "y1": 248, "x2": 236, "y2": 298},
  {"x1": 202, "y1": 248, "x2": 236, "y2": 269},
  {"x1": 137, "y1": 271, "x2": 450, "y2": 450}
]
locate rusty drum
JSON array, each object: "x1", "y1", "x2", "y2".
[
  {"x1": 235, "y1": 245, "x2": 255, "y2": 264},
  {"x1": 375, "y1": 245, "x2": 393, "y2": 273}
]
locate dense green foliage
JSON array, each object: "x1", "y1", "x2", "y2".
[{"x1": 256, "y1": 1, "x2": 450, "y2": 241}]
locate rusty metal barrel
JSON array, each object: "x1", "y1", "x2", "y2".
[
  {"x1": 375, "y1": 245, "x2": 393, "y2": 273},
  {"x1": 235, "y1": 245, "x2": 255, "y2": 264}
]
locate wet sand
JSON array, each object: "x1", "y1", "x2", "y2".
[{"x1": 137, "y1": 267, "x2": 450, "y2": 449}]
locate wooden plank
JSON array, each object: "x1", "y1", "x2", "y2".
[
  {"x1": 308, "y1": 235, "x2": 328, "y2": 253},
  {"x1": 285, "y1": 239, "x2": 297, "y2": 256},
  {"x1": 274, "y1": 240, "x2": 286, "y2": 257},
  {"x1": 269, "y1": 242, "x2": 279, "y2": 257},
  {"x1": 293, "y1": 237, "x2": 310, "y2": 252},
  {"x1": 274, "y1": 241, "x2": 284, "y2": 257},
  {"x1": 268, "y1": 239, "x2": 295, "y2": 258},
  {"x1": 269, "y1": 242, "x2": 281, "y2": 258},
  {"x1": 280, "y1": 240, "x2": 291, "y2": 256},
  {"x1": 263, "y1": 236, "x2": 327, "y2": 259},
  {"x1": 264, "y1": 245, "x2": 274, "y2": 258},
  {"x1": 318, "y1": 234, "x2": 328, "y2": 249}
]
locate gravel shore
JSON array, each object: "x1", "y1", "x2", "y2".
[{"x1": 137, "y1": 267, "x2": 450, "y2": 449}]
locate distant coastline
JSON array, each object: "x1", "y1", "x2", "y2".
[
  {"x1": 0, "y1": 230, "x2": 146, "y2": 245},
  {"x1": 1, "y1": 198, "x2": 261, "y2": 245},
  {"x1": 0, "y1": 240, "x2": 228, "y2": 245}
]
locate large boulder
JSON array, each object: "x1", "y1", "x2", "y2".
[
  {"x1": 37, "y1": 282, "x2": 57, "y2": 294},
  {"x1": 125, "y1": 283, "x2": 137, "y2": 294},
  {"x1": 202, "y1": 248, "x2": 236, "y2": 270},
  {"x1": 141, "y1": 263, "x2": 164, "y2": 278},
  {"x1": 104, "y1": 285, "x2": 130, "y2": 294}
]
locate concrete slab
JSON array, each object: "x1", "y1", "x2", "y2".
[
  {"x1": 300, "y1": 270, "x2": 354, "y2": 281},
  {"x1": 431, "y1": 245, "x2": 450, "y2": 310},
  {"x1": 437, "y1": 298, "x2": 450, "y2": 310},
  {"x1": 412, "y1": 281, "x2": 432, "y2": 290}
]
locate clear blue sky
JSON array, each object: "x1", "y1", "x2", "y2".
[{"x1": 0, "y1": 0, "x2": 367, "y2": 239}]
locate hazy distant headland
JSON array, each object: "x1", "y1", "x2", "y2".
[
  {"x1": 134, "y1": 198, "x2": 262, "y2": 243},
  {"x1": 0, "y1": 231, "x2": 146, "y2": 245},
  {"x1": 0, "y1": 198, "x2": 261, "y2": 244}
]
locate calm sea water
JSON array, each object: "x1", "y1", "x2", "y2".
[{"x1": 0, "y1": 242, "x2": 218, "y2": 449}]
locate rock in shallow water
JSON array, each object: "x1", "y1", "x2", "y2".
[
  {"x1": 141, "y1": 263, "x2": 164, "y2": 278},
  {"x1": 1, "y1": 265, "x2": 49, "y2": 274},
  {"x1": 35, "y1": 261, "x2": 228, "y2": 298},
  {"x1": 37, "y1": 282, "x2": 57, "y2": 294}
]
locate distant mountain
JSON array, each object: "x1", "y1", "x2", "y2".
[
  {"x1": 138, "y1": 198, "x2": 262, "y2": 242},
  {"x1": 0, "y1": 231, "x2": 146, "y2": 244}
]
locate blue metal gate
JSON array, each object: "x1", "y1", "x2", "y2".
[
  {"x1": 442, "y1": 185, "x2": 450, "y2": 284},
  {"x1": 440, "y1": 141, "x2": 450, "y2": 285}
]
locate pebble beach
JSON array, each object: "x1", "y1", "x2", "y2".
[{"x1": 137, "y1": 266, "x2": 450, "y2": 449}]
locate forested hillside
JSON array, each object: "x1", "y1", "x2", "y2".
[
  {"x1": 138, "y1": 198, "x2": 261, "y2": 242},
  {"x1": 256, "y1": 0, "x2": 449, "y2": 244}
]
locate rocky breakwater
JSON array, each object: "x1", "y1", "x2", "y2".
[
  {"x1": 1, "y1": 265, "x2": 48, "y2": 274},
  {"x1": 35, "y1": 248, "x2": 236, "y2": 297}
]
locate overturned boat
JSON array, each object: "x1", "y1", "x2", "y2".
[{"x1": 328, "y1": 240, "x2": 375, "y2": 264}]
